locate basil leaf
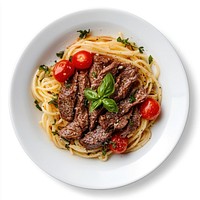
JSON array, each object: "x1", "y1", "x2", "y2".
[
  {"x1": 97, "y1": 73, "x2": 115, "y2": 98},
  {"x1": 90, "y1": 99, "x2": 102, "y2": 112},
  {"x1": 102, "y1": 98, "x2": 118, "y2": 113},
  {"x1": 84, "y1": 88, "x2": 99, "y2": 101}
]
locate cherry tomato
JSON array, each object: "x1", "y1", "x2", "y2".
[
  {"x1": 140, "y1": 98, "x2": 161, "y2": 120},
  {"x1": 53, "y1": 60, "x2": 75, "y2": 82},
  {"x1": 72, "y1": 50, "x2": 93, "y2": 70},
  {"x1": 109, "y1": 134, "x2": 128, "y2": 154}
]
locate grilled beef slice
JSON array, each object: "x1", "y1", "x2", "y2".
[
  {"x1": 99, "y1": 110, "x2": 132, "y2": 131},
  {"x1": 80, "y1": 126, "x2": 112, "y2": 150},
  {"x1": 89, "y1": 55, "x2": 120, "y2": 130},
  {"x1": 59, "y1": 71, "x2": 90, "y2": 139},
  {"x1": 119, "y1": 87, "x2": 147, "y2": 115},
  {"x1": 98, "y1": 87, "x2": 147, "y2": 133},
  {"x1": 120, "y1": 108, "x2": 141, "y2": 138},
  {"x1": 91, "y1": 61, "x2": 120, "y2": 89},
  {"x1": 58, "y1": 71, "x2": 78, "y2": 122},
  {"x1": 113, "y1": 65, "x2": 138, "y2": 102},
  {"x1": 89, "y1": 54, "x2": 113, "y2": 86}
]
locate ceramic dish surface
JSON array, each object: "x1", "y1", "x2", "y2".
[{"x1": 10, "y1": 9, "x2": 189, "y2": 189}]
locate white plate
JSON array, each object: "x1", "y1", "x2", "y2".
[{"x1": 10, "y1": 9, "x2": 189, "y2": 189}]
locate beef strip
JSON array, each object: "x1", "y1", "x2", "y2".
[
  {"x1": 58, "y1": 71, "x2": 78, "y2": 122},
  {"x1": 80, "y1": 126, "x2": 112, "y2": 150},
  {"x1": 99, "y1": 109, "x2": 132, "y2": 131},
  {"x1": 113, "y1": 65, "x2": 138, "y2": 102},
  {"x1": 89, "y1": 107, "x2": 104, "y2": 131},
  {"x1": 119, "y1": 87, "x2": 147, "y2": 115},
  {"x1": 120, "y1": 108, "x2": 141, "y2": 138},
  {"x1": 88, "y1": 55, "x2": 113, "y2": 130},
  {"x1": 89, "y1": 54, "x2": 113, "y2": 86},
  {"x1": 59, "y1": 71, "x2": 90, "y2": 139},
  {"x1": 91, "y1": 61, "x2": 120, "y2": 89},
  {"x1": 98, "y1": 87, "x2": 147, "y2": 131}
]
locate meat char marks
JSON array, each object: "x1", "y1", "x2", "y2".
[{"x1": 57, "y1": 54, "x2": 147, "y2": 150}]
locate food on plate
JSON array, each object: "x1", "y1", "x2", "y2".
[{"x1": 32, "y1": 30, "x2": 162, "y2": 161}]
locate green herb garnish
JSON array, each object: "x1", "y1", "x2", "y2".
[
  {"x1": 102, "y1": 142, "x2": 108, "y2": 156},
  {"x1": 48, "y1": 95, "x2": 58, "y2": 108},
  {"x1": 52, "y1": 130, "x2": 58, "y2": 135},
  {"x1": 84, "y1": 88, "x2": 99, "y2": 101},
  {"x1": 139, "y1": 46, "x2": 144, "y2": 53},
  {"x1": 102, "y1": 148, "x2": 107, "y2": 156},
  {"x1": 77, "y1": 29, "x2": 90, "y2": 39},
  {"x1": 129, "y1": 94, "x2": 136, "y2": 103},
  {"x1": 90, "y1": 99, "x2": 102, "y2": 112},
  {"x1": 34, "y1": 100, "x2": 42, "y2": 111},
  {"x1": 117, "y1": 37, "x2": 131, "y2": 47},
  {"x1": 102, "y1": 98, "x2": 118, "y2": 113},
  {"x1": 148, "y1": 55, "x2": 153, "y2": 64},
  {"x1": 84, "y1": 73, "x2": 118, "y2": 113},
  {"x1": 110, "y1": 141, "x2": 116, "y2": 149},
  {"x1": 56, "y1": 50, "x2": 64, "y2": 59},
  {"x1": 117, "y1": 37, "x2": 137, "y2": 50},
  {"x1": 92, "y1": 71, "x2": 97, "y2": 78},
  {"x1": 65, "y1": 83, "x2": 71, "y2": 88},
  {"x1": 39, "y1": 65, "x2": 50, "y2": 74},
  {"x1": 128, "y1": 119, "x2": 134, "y2": 126}
]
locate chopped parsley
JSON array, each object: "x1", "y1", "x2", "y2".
[
  {"x1": 129, "y1": 94, "x2": 136, "y2": 103},
  {"x1": 117, "y1": 37, "x2": 136, "y2": 50},
  {"x1": 34, "y1": 100, "x2": 42, "y2": 111},
  {"x1": 77, "y1": 29, "x2": 90, "y2": 39},
  {"x1": 117, "y1": 37, "x2": 131, "y2": 47},
  {"x1": 48, "y1": 95, "x2": 58, "y2": 108},
  {"x1": 65, "y1": 83, "x2": 71, "y2": 88},
  {"x1": 39, "y1": 65, "x2": 50, "y2": 74},
  {"x1": 52, "y1": 130, "x2": 58, "y2": 135},
  {"x1": 92, "y1": 71, "x2": 97, "y2": 78},
  {"x1": 110, "y1": 141, "x2": 116, "y2": 149},
  {"x1": 56, "y1": 50, "x2": 64, "y2": 59},
  {"x1": 129, "y1": 119, "x2": 134, "y2": 126},
  {"x1": 139, "y1": 46, "x2": 144, "y2": 53},
  {"x1": 148, "y1": 55, "x2": 153, "y2": 64},
  {"x1": 102, "y1": 147, "x2": 107, "y2": 156}
]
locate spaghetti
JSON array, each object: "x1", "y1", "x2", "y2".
[{"x1": 32, "y1": 34, "x2": 162, "y2": 161}]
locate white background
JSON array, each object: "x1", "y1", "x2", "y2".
[{"x1": 0, "y1": 0, "x2": 200, "y2": 199}]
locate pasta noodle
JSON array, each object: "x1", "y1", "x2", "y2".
[{"x1": 32, "y1": 34, "x2": 162, "y2": 161}]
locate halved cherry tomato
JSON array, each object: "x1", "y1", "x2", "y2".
[
  {"x1": 109, "y1": 134, "x2": 128, "y2": 154},
  {"x1": 72, "y1": 50, "x2": 93, "y2": 70},
  {"x1": 140, "y1": 98, "x2": 161, "y2": 120},
  {"x1": 53, "y1": 60, "x2": 75, "y2": 82}
]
